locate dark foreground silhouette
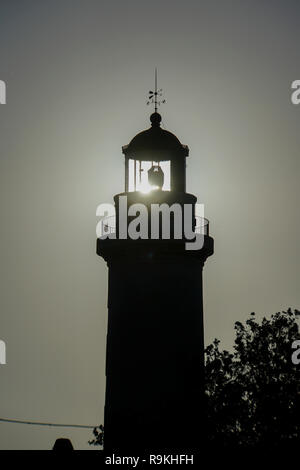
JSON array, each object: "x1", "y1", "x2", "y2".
[
  {"x1": 52, "y1": 438, "x2": 74, "y2": 450},
  {"x1": 205, "y1": 308, "x2": 300, "y2": 450},
  {"x1": 90, "y1": 309, "x2": 300, "y2": 453}
]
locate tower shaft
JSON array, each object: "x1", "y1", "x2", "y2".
[{"x1": 98, "y1": 238, "x2": 213, "y2": 452}]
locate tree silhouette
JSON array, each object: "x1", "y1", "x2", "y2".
[
  {"x1": 89, "y1": 424, "x2": 104, "y2": 447},
  {"x1": 205, "y1": 309, "x2": 300, "y2": 449}
]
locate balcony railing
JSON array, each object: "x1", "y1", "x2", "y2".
[
  {"x1": 99, "y1": 215, "x2": 209, "y2": 237},
  {"x1": 194, "y1": 216, "x2": 209, "y2": 236},
  {"x1": 101, "y1": 216, "x2": 116, "y2": 235}
]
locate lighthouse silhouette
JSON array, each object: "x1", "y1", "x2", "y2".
[{"x1": 97, "y1": 86, "x2": 214, "y2": 453}]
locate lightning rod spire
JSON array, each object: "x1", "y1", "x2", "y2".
[{"x1": 147, "y1": 68, "x2": 166, "y2": 113}]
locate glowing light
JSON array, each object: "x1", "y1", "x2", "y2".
[
  {"x1": 128, "y1": 159, "x2": 170, "y2": 192},
  {"x1": 139, "y1": 184, "x2": 159, "y2": 194},
  {"x1": 139, "y1": 182, "x2": 153, "y2": 194}
]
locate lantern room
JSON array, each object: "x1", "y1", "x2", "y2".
[{"x1": 122, "y1": 112, "x2": 189, "y2": 194}]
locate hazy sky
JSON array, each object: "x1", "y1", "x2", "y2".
[{"x1": 0, "y1": 0, "x2": 299, "y2": 449}]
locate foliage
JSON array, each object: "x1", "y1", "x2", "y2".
[
  {"x1": 204, "y1": 309, "x2": 300, "y2": 448},
  {"x1": 88, "y1": 425, "x2": 104, "y2": 447}
]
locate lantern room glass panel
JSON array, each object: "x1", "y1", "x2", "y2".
[{"x1": 128, "y1": 159, "x2": 170, "y2": 193}]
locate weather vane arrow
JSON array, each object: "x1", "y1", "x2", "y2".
[{"x1": 147, "y1": 68, "x2": 166, "y2": 112}]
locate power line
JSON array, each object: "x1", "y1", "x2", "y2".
[{"x1": 0, "y1": 417, "x2": 98, "y2": 429}]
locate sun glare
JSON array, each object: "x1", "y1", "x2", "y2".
[{"x1": 128, "y1": 160, "x2": 170, "y2": 192}]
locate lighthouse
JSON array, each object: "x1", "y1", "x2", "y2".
[{"x1": 97, "y1": 84, "x2": 214, "y2": 453}]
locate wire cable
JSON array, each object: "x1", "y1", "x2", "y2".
[{"x1": 0, "y1": 417, "x2": 97, "y2": 429}]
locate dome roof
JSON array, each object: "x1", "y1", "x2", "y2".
[{"x1": 122, "y1": 113, "x2": 189, "y2": 161}]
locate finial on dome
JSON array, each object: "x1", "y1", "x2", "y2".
[
  {"x1": 150, "y1": 112, "x2": 162, "y2": 127},
  {"x1": 146, "y1": 68, "x2": 166, "y2": 114}
]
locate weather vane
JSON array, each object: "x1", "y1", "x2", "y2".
[{"x1": 147, "y1": 68, "x2": 166, "y2": 112}]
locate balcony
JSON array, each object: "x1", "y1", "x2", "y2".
[{"x1": 99, "y1": 215, "x2": 209, "y2": 238}]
